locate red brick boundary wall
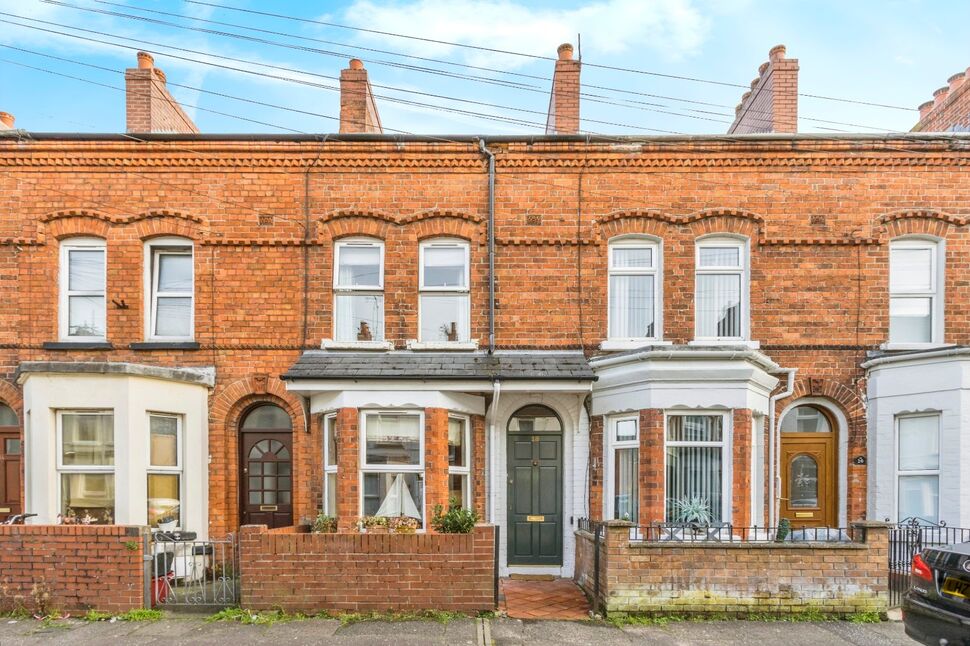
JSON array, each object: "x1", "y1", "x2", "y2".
[
  {"x1": 239, "y1": 524, "x2": 496, "y2": 612},
  {"x1": 575, "y1": 520, "x2": 889, "y2": 617},
  {"x1": 0, "y1": 525, "x2": 147, "y2": 614}
]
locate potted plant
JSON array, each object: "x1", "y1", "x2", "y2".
[
  {"x1": 388, "y1": 515, "x2": 419, "y2": 534},
  {"x1": 311, "y1": 512, "x2": 337, "y2": 534},
  {"x1": 358, "y1": 516, "x2": 388, "y2": 533},
  {"x1": 672, "y1": 496, "x2": 713, "y2": 536},
  {"x1": 431, "y1": 498, "x2": 479, "y2": 534}
]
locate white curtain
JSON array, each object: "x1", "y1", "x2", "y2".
[
  {"x1": 419, "y1": 294, "x2": 469, "y2": 342},
  {"x1": 609, "y1": 275, "x2": 654, "y2": 338},
  {"x1": 335, "y1": 294, "x2": 384, "y2": 342},
  {"x1": 375, "y1": 473, "x2": 421, "y2": 519},
  {"x1": 614, "y1": 448, "x2": 638, "y2": 521},
  {"x1": 666, "y1": 416, "x2": 723, "y2": 523},
  {"x1": 696, "y1": 274, "x2": 741, "y2": 338}
]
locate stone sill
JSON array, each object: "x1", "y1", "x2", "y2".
[
  {"x1": 130, "y1": 342, "x2": 200, "y2": 351},
  {"x1": 42, "y1": 341, "x2": 113, "y2": 351},
  {"x1": 599, "y1": 340, "x2": 673, "y2": 351},
  {"x1": 406, "y1": 340, "x2": 479, "y2": 351},
  {"x1": 321, "y1": 339, "x2": 393, "y2": 351}
]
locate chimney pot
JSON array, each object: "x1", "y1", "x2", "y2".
[
  {"x1": 735, "y1": 103, "x2": 742, "y2": 115},
  {"x1": 0, "y1": 112, "x2": 14, "y2": 128},
  {"x1": 769, "y1": 44, "x2": 786, "y2": 62},
  {"x1": 758, "y1": 61, "x2": 769, "y2": 75},
  {"x1": 137, "y1": 51, "x2": 154, "y2": 69},
  {"x1": 557, "y1": 43, "x2": 574, "y2": 61},
  {"x1": 750, "y1": 77, "x2": 760, "y2": 89},
  {"x1": 741, "y1": 91, "x2": 751, "y2": 103},
  {"x1": 918, "y1": 100, "x2": 935, "y2": 120},
  {"x1": 947, "y1": 72, "x2": 965, "y2": 92},
  {"x1": 933, "y1": 85, "x2": 949, "y2": 106},
  {"x1": 348, "y1": 58, "x2": 364, "y2": 70}
]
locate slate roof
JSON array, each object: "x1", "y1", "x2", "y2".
[{"x1": 283, "y1": 352, "x2": 595, "y2": 381}]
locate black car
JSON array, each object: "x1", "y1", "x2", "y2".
[{"x1": 903, "y1": 542, "x2": 970, "y2": 645}]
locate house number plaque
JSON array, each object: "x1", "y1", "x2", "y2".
[{"x1": 526, "y1": 515, "x2": 545, "y2": 522}]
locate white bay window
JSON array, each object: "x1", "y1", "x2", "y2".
[
  {"x1": 897, "y1": 414, "x2": 940, "y2": 523},
  {"x1": 334, "y1": 239, "x2": 384, "y2": 343},
  {"x1": 665, "y1": 414, "x2": 726, "y2": 524},
  {"x1": 360, "y1": 412, "x2": 424, "y2": 526},
  {"x1": 608, "y1": 416, "x2": 639, "y2": 522},
  {"x1": 323, "y1": 414, "x2": 337, "y2": 515},
  {"x1": 147, "y1": 413, "x2": 182, "y2": 528},
  {"x1": 448, "y1": 416, "x2": 470, "y2": 508},
  {"x1": 58, "y1": 411, "x2": 115, "y2": 524},
  {"x1": 419, "y1": 240, "x2": 470, "y2": 344}
]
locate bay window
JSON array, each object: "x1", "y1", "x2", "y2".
[
  {"x1": 419, "y1": 239, "x2": 470, "y2": 343},
  {"x1": 334, "y1": 239, "x2": 384, "y2": 342},
  {"x1": 58, "y1": 411, "x2": 114, "y2": 524},
  {"x1": 146, "y1": 239, "x2": 194, "y2": 340},
  {"x1": 147, "y1": 414, "x2": 181, "y2": 528},
  {"x1": 60, "y1": 238, "x2": 106, "y2": 340},
  {"x1": 695, "y1": 238, "x2": 747, "y2": 341},
  {"x1": 897, "y1": 414, "x2": 939, "y2": 523},
  {"x1": 608, "y1": 416, "x2": 639, "y2": 522},
  {"x1": 665, "y1": 414, "x2": 726, "y2": 524},
  {"x1": 448, "y1": 416, "x2": 470, "y2": 508},
  {"x1": 360, "y1": 412, "x2": 424, "y2": 526},
  {"x1": 608, "y1": 238, "x2": 659, "y2": 341},
  {"x1": 323, "y1": 414, "x2": 337, "y2": 515},
  {"x1": 889, "y1": 238, "x2": 942, "y2": 345}
]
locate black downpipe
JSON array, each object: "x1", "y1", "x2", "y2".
[{"x1": 479, "y1": 139, "x2": 496, "y2": 354}]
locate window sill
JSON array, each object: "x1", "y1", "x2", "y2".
[
  {"x1": 687, "y1": 339, "x2": 760, "y2": 349},
  {"x1": 878, "y1": 342, "x2": 955, "y2": 352},
  {"x1": 321, "y1": 339, "x2": 394, "y2": 351},
  {"x1": 599, "y1": 339, "x2": 673, "y2": 351},
  {"x1": 406, "y1": 339, "x2": 479, "y2": 351},
  {"x1": 43, "y1": 341, "x2": 113, "y2": 350},
  {"x1": 130, "y1": 342, "x2": 200, "y2": 351}
]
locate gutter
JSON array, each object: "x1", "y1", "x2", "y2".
[
  {"x1": 588, "y1": 346, "x2": 781, "y2": 373},
  {"x1": 479, "y1": 139, "x2": 496, "y2": 354},
  {"x1": 860, "y1": 346, "x2": 970, "y2": 370},
  {"x1": 767, "y1": 368, "x2": 796, "y2": 528}
]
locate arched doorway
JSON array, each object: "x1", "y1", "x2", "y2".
[
  {"x1": 239, "y1": 404, "x2": 293, "y2": 528},
  {"x1": 780, "y1": 404, "x2": 837, "y2": 527},
  {"x1": 0, "y1": 404, "x2": 19, "y2": 522},
  {"x1": 507, "y1": 405, "x2": 562, "y2": 566}
]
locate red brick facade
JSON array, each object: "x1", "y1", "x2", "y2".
[{"x1": 0, "y1": 525, "x2": 146, "y2": 613}]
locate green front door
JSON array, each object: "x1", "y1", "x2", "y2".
[{"x1": 507, "y1": 433, "x2": 562, "y2": 565}]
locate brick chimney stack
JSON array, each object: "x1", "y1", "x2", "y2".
[
  {"x1": 0, "y1": 112, "x2": 14, "y2": 130},
  {"x1": 911, "y1": 66, "x2": 970, "y2": 132},
  {"x1": 545, "y1": 43, "x2": 581, "y2": 135},
  {"x1": 727, "y1": 44, "x2": 799, "y2": 134},
  {"x1": 339, "y1": 59, "x2": 382, "y2": 134},
  {"x1": 125, "y1": 52, "x2": 199, "y2": 134}
]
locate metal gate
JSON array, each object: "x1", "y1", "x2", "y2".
[
  {"x1": 146, "y1": 532, "x2": 239, "y2": 609},
  {"x1": 888, "y1": 518, "x2": 970, "y2": 607}
]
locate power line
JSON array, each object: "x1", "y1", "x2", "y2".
[{"x1": 178, "y1": 0, "x2": 917, "y2": 112}]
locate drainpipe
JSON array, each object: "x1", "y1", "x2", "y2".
[
  {"x1": 767, "y1": 368, "x2": 796, "y2": 528},
  {"x1": 479, "y1": 139, "x2": 496, "y2": 354}
]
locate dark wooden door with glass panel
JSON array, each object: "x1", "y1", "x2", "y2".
[
  {"x1": 239, "y1": 405, "x2": 293, "y2": 529},
  {"x1": 780, "y1": 405, "x2": 837, "y2": 528},
  {"x1": 507, "y1": 405, "x2": 563, "y2": 566},
  {"x1": 0, "y1": 430, "x2": 22, "y2": 522}
]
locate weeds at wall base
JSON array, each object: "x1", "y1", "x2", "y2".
[
  {"x1": 207, "y1": 607, "x2": 477, "y2": 626},
  {"x1": 606, "y1": 609, "x2": 886, "y2": 626}
]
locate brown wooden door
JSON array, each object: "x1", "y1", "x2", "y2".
[
  {"x1": 781, "y1": 437, "x2": 836, "y2": 528},
  {"x1": 240, "y1": 432, "x2": 293, "y2": 528},
  {"x1": 0, "y1": 430, "x2": 22, "y2": 521}
]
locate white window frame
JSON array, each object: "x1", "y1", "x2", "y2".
[
  {"x1": 56, "y1": 410, "x2": 115, "y2": 522},
  {"x1": 323, "y1": 413, "x2": 338, "y2": 516},
  {"x1": 358, "y1": 410, "x2": 426, "y2": 525},
  {"x1": 607, "y1": 237, "x2": 662, "y2": 344},
  {"x1": 663, "y1": 411, "x2": 731, "y2": 523},
  {"x1": 448, "y1": 414, "x2": 471, "y2": 509},
  {"x1": 886, "y1": 237, "x2": 945, "y2": 348},
  {"x1": 605, "y1": 415, "x2": 639, "y2": 522},
  {"x1": 692, "y1": 236, "x2": 750, "y2": 344},
  {"x1": 146, "y1": 412, "x2": 183, "y2": 527},
  {"x1": 59, "y1": 237, "x2": 107, "y2": 342},
  {"x1": 417, "y1": 238, "x2": 471, "y2": 344},
  {"x1": 332, "y1": 238, "x2": 385, "y2": 344},
  {"x1": 144, "y1": 237, "x2": 195, "y2": 341},
  {"x1": 894, "y1": 413, "x2": 940, "y2": 523}
]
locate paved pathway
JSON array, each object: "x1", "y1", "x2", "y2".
[
  {"x1": 0, "y1": 615, "x2": 915, "y2": 645},
  {"x1": 498, "y1": 578, "x2": 591, "y2": 620}
]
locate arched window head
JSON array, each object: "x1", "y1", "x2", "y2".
[
  {"x1": 781, "y1": 405, "x2": 832, "y2": 434},
  {"x1": 0, "y1": 404, "x2": 16, "y2": 426},
  {"x1": 241, "y1": 404, "x2": 292, "y2": 431},
  {"x1": 507, "y1": 405, "x2": 562, "y2": 433}
]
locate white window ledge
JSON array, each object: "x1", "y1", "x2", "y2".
[
  {"x1": 688, "y1": 339, "x2": 761, "y2": 349},
  {"x1": 599, "y1": 339, "x2": 673, "y2": 351},
  {"x1": 321, "y1": 339, "x2": 393, "y2": 351},
  {"x1": 879, "y1": 342, "x2": 955, "y2": 352},
  {"x1": 406, "y1": 339, "x2": 479, "y2": 351}
]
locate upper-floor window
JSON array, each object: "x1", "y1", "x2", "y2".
[
  {"x1": 334, "y1": 238, "x2": 384, "y2": 343},
  {"x1": 695, "y1": 237, "x2": 748, "y2": 341},
  {"x1": 889, "y1": 238, "x2": 942, "y2": 345},
  {"x1": 146, "y1": 238, "x2": 194, "y2": 340},
  {"x1": 419, "y1": 239, "x2": 470, "y2": 343},
  {"x1": 608, "y1": 238, "x2": 660, "y2": 341},
  {"x1": 60, "y1": 237, "x2": 106, "y2": 341}
]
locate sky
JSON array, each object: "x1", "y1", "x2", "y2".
[{"x1": 0, "y1": 0, "x2": 968, "y2": 136}]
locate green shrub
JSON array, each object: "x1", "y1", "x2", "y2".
[
  {"x1": 311, "y1": 513, "x2": 337, "y2": 534},
  {"x1": 774, "y1": 518, "x2": 791, "y2": 542},
  {"x1": 431, "y1": 498, "x2": 479, "y2": 534}
]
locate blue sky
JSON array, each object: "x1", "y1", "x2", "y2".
[{"x1": 0, "y1": 0, "x2": 967, "y2": 135}]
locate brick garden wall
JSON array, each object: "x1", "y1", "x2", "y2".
[
  {"x1": 0, "y1": 525, "x2": 146, "y2": 614},
  {"x1": 575, "y1": 520, "x2": 889, "y2": 617},
  {"x1": 238, "y1": 524, "x2": 496, "y2": 612}
]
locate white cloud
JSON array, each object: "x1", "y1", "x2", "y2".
[{"x1": 336, "y1": 0, "x2": 710, "y2": 68}]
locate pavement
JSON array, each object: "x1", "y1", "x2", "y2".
[{"x1": 0, "y1": 614, "x2": 916, "y2": 645}]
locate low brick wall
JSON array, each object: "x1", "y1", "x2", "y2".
[
  {"x1": 575, "y1": 521, "x2": 889, "y2": 617},
  {"x1": 0, "y1": 525, "x2": 147, "y2": 614},
  {"x1": 239, "y1": 524, "x2": 496, "y2": 612}
]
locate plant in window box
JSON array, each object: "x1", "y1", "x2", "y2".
[
  {"x1": 358, "y1": 516, "x2": 388, "y2": 533},
  {"x1": 431, "y1": 498, "x2": 479, "y2": 534},
  {"x1": 311, "y1": 512, "x2": 337, "y2": 534},
  {"x1": 388, "y1": 515, "x2": 419, "y2": 534}
]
